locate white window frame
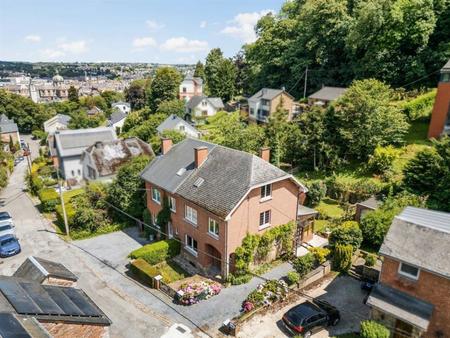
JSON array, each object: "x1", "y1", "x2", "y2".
[
  {"x1": 398, "y1": 262, "x2": 420, "y2": 280},
  {"x1": 169, "y1": 196, "x2": 176, "y2": 213},
  {"x1": 260, "y1": 184, "x2": 272, "y2": 201},
  {"x1": 185, "y1": 205, "x2": 197, "y2": 225},
  {"x1": 259, "y1": 210, "x2": 271, "y2": 229},
  {"x1": 185, "y1": 234, "x2": 198, "y2": 256},
  {"x1": 151, "y1": 187, "x2": 161, "y2": 204},
  {"x1": 208, "y1": 218, "x2": 219, "y2": 239}
]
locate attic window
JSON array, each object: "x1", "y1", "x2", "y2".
[
  {"x1": 193, "y1": 177, "x2": 204, "y2": 187},
  {"x1": 176, "y1": 168, "x2": 186, "y2": 176}
]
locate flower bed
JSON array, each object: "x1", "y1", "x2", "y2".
[
  {"x1": 242, "y1": 279, "x2": 288, "y2": 313},
  {"x1": 177, "y1": 281, "x2": 222, "y2": 305}
]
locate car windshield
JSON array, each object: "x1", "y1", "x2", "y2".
[
  {"x1": 1, "y1": 238, "x2": 15, "y2": 246},
  {"x1": 0, "y1": 224, "x2": 12, "y2": 231},
  {"x1": 0, "y1": 212, "x2": 11, "y2": 221}
]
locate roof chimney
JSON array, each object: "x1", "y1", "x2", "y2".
[
  {"x1": 194, "y1": 146, "x2": 208, "y2": 168},
  {"x1": 260, "y1": 147, "x2": 270, "y2": 162},
  {"x1": 161, "y1": 138, "x2": 173, "y2": 155}
]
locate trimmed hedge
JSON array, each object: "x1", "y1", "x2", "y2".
[
  {"x1": 401, "y1": 90, "x2": 436, "y2": 120},
  {"x1": 55, "y1": 203, "x2": 76, "y2": 227},
  {"x1": 130, "y1": 258, "x2": 159, "y2": 287},
  {"x1": 360, "y1": 320, "x2": 390, "y2": 338},
  {"x1": 129, "y1": 239, "x2": 181, "y2": 265},
  {"x1": 38, "y1": 188, "x2": 59, "y2": 212}
]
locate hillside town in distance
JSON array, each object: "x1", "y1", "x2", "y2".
[{"x1": 0, "y1": 0, "x2": 449, "y2": 338}]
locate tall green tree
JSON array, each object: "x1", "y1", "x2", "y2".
[
  {"x1": 125, "y1": 79, "x2": 150, "y2": 110},
  {"x1": 68, "y1": 86, "x2": 79, "y2": 103},
  {"x1": 193, "y1": 61, "x2": 205, "y2": 81},
  {"x1": 148, "y1": 67, "x2": 182, "y2": 112},
  {"x1": 156, "y1": 99, "x2": 185, "y2": 117},
  {"x1": 205, "y1": 48, "x2": 237, "y2": 102}
]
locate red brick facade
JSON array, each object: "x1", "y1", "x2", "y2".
[
  {"x1": 428, "y1": 81, "x2": 450, "y2": 138},
  {"x1": 380, "y1": 257, "x2": 450, "y2": 337}
]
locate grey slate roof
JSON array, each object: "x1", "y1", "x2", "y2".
[
  {"x1": 54, "y1": 114, "x2": 71, "y2": 125},
  {"x1": 84, "y1": 137, "x2": 153, "y2": 177},
  {"x1": 186, "y1": 96, "x2": 224, "y2": 110},
  {"x1": 379, "y1": 206, "x2": 450, "y2": 279},
  {"x1": 156, "y1": 114, "x2": 200, "y2": 136},
  {"x1": 357, "y1": 196, "x2": 381, "y2": 210},
  {"x1": 0, "y1": 114, "x2": 18, "y2": 134},
  {"x1": 367, "y1": 283, "x2": 433, "y2": 330},
  {"x1": 443, "y1": 59, "x2": 450, "y2": 71},
  {"x1": 248, "y1": 88, "x2": 291, "y2": 102},
  {"x1": 184, "y1": 74, "x2": 203, "y2": 86},
  {"x1": 87, "y1": 106, "x2": 103, "y2": 115},
  {"x1": 308, "y1": 86, "x2": 347, "y2": 102},
  {"x1": 13, "y1": 256, "x2": 78, "y2": 283},
  {"x1": 297, "y1": 205, "x2": 319, "y2": 217},
  {"x1": 141, "y1": 138, "x2": 303, "y2": 218},
  {"x1": 109, "y1": 111, "x2": 127, "y2": 125},
  {"x1": 54, "y1": 127, "x2": 117, "y2": 158}
]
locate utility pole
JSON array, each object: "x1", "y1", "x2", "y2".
[
  {"x1": 56, "y1": 168, "x2": 69, "y2": 236},
  {"x1": 303, "y1": 66, "x2": 308, "y2": 99}
]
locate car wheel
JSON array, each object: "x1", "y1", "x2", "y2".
[
  {"x1": 332, "y1": 317, "x2": 340, "y2": 326},
  {"x1": 303, "y1": 331, "x2": 312, "y2": 338}
]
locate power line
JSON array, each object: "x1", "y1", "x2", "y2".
[{"x1": 398, "y1": 69, "x2": 441, "y2": 88}]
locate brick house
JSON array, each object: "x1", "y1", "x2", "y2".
[
  {"x1": 140, "y1": 138, "x2": 308, "y2": 277},
  {"x1": 428, "y1": 59, "x2": 450, "y2": 138},
  {"x1": 367, "y1": 207, "x2": 450, "y2": 338},
  {"x1": 179, "y1": 74, "x2": 203, "y2": 102}
]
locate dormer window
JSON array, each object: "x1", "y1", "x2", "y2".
[{"x1": 260, "y1": 184, "x2": 272, "y2": 201}]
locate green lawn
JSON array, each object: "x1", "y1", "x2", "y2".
[
  {"x1": 154, "y1": 260, "x2": 189, "y2": 283},
  {"x1": 315, "y1": 219, "x2": 332, "y2": 233},
  {"x1": 316, "y1": 198, "x2": 345, "y2": 219},
  {"x1": 62, "y1": 188, "x2": 84, "y2": 203}
]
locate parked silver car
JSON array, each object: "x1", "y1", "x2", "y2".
[{"x1": 0, "y1": 222, "x2": 15, "y2": 237}]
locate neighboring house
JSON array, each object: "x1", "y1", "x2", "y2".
[
  {"x1": 428, "y1": 59, "x2": 450, "y2": 138},
  {"x1": 247, "y1": 88, "x2": 298, "y2": 124},
  {"x1": 308, "y1": 86, "x2": 347, "y2": 107},
  {"x1": 157, "y1": 114, "x2": 201, "y2": 139},
  {"x1": 0, "y1": 257, "x2": 110, "y2": 338},
  {"x1": 179, "y1": 74, "x2": 203, "y2": 101},
  {"x1": 43, "y1": 114, "x2": 71, "y2": 133},
  {"x1": 112, "y1": 101, "x2": 131, "y2": 114},
  {"x1": 51, "y1": 127, "x2": 117, "y2": 183},
  {"x1": 141, "y1": 138, "x2": 308, "y2": 277},
  {"x1": 355, "y1": 195, "x2": 381, "y2": 222},
  {"x1": 87, "y1": 106, "x2": 103, "y2": 116},
  {"x1": 108, "y1": 110, "x2": 127, "y2": 133},
  {"x1": 82, "y1": 137, "x2": 153, "y2": 182},
  {"x1": 367, "y1": 207, "x2": 450, "y2": 338},
  {"x1": 185, "y1": 96, "x2": 224, "y2": 119},
  {"x1": 0, "y1": 114, "x2": 20, "y2": 152}
]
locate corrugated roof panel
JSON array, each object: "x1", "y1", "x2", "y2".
[{"x1": 397, "y1": 207, "x2": 450, "y2": 234}]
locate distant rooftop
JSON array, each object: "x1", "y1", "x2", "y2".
[
  {"x1": 308, "y1": 86, "x2": 347, "y2": 102},
  {"x1": 13, "y1": 256, "x2": 78, "y2": 283},
  {"x1": 379, "y1": 207, "x2": 450, "y2": 278},
  {"x1": 443, "y1": 59, "x2": 450, "y2": 72},
  {"x1": 248, "y1": 88, "x2": 293, "y2": 102},
  {"x1": 0, "y1": 114, "x2": 18, "y2": 134}
]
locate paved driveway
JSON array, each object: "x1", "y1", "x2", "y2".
[{"x1": 236, "y1": 275, "x2": 370, "y2": 338}]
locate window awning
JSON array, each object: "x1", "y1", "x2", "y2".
[{"x1": 367, "y1": 283, "x2": 434, "y2": 331}]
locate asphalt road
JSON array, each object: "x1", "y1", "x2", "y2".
[{"x1": 0, "y1": 136, "x2": 196, "y2": 338}]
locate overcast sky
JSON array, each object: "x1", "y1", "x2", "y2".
[{"x1": 0, "y1": 0, "x2": 284, "y2": 64}]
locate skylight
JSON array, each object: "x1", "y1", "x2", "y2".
[
  {"x1": 193, "y1": 177, "x2": 204, "y2": 187},
  {"x1": 176, "y1": 168, "x2": 186, "y2": 176}
]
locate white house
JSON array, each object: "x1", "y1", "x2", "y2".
[
  {"x1": 185, "y1": 96, "x2": 224, "y2": 119},
  {"x1": 43, "y1": 114, "x2": 71, "y2": 133},
  {"x1": 179, "y1": 75, "x2": 203, "y2": 102},
  {"x1": 51, "y1": 127, "x2": 117, "y2": 183},
  {"x1": 156, "y1": 114, "x2": 200, "y2": 139},
  {"x1": 112, "y1": 101, "x2": 131, "y2": 114},
  {"x1": 108, "y1": 111, "x2": 127, "y2": 133}
]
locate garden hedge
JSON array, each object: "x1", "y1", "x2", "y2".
[
  {"x1": 360, "y1": 320, "x2": 390, "y2": 338},
  {"x1": 55, "y1": 203, "x2": 76, "y2": 227},
  {"x1": 130, "y1": 258, "x2": 159, "y2": 287},
  {"x1": 129, "y1": 239, "x2": 181, "y2": 265},
  {"x1": 38, "y1": 188, "x2": 59, "y2": 212}
]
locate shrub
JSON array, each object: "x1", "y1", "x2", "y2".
[
  {"x1": 401, "y1": 90, "x2": 436, "y2": 120},
  {"x1": 129, "y1": 239, "x2": 181, "y2": 265},
  {"x1": 292, "y1": 253, "x2": 315, "y2": 278},
  {"x1": 38, "y1": 188, "x2": 59, "y2": 212},
  {"x1": 130, "y1": 258, "x2": 159, "y2": 287},
  {"x1": 329, "y1": 221, "x2": 363, "y2": 251},
  {"x1": 360, "y1": 320, "x2": 390, "y2": 338},
  {"x1": 227, "y1": 273, "x2": 252, "y2": 285},
  {"x1": 368, "y1": 146, "x2": 400, "y2": 175},
  {"x1": 333, "y1": 244, "x2": 353, "y2": 272},
  {"x1": 365, "y1": 254, "x2": 377, "y2": 267},
  {"x1": 308, "y1": 247, "x2": 330, "y2": 264},
  {"x1": 286, "y1": 271, "x2": 300, "y2": 285},
  {"x1": 306, "y1": 180, "x2": 327, "y2": 206},
  {"x1": 55, "y1": 203, "x2": 76, "y2": 227},
  {"x1": 29, "y1": 173, "x2": 44, "y2": 195}
]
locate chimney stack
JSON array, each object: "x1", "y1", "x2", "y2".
[
  {"x1": 260, "y1": 147, "x2": 270, "y2": 162},
  {"x1": 161, "y1": 138, "x2": 173, "y2": 155},
  {"x1": 194, "y1": 146, "x2": 208, "y2": 168}
]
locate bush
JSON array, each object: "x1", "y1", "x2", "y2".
[
  {"x1": 325, "y1": 175, "x2": 385, "y2": 204},
  {"x1": 286, "y1": 271, "x2": 300, "y2": 285},
  {"x1": 129, "y1": 258, "x2": 159, "y2": 287},
  {"x1": 333, "y1": 244, "x2": 353, "y2": 272},
  {"x1": 329, "y1": 221, "x2": 363, "y2": 251},
  {"x1": 368, "y1": 146, "x2": 400, "y2": 175},
  {"x1": 306, "y1": 180, "x2": 327, "y2": 206},
  {"x1": 29, "y1": 173, "x2": 44, "y2": 195},
  {"x1": 38, "y1": 188, "x2": 59, "y2": 212},
  {"x1": 292, "y1": 253, "x2": 315, "y2": 278},
  {"x1": 365, "y1": 254, "x2": 377, "y2": 267},
  {"x1": 308, "y1": 247, "x2": 330, "y2": 264},
  {"x1": 401, "y1": 90, "x2": 436, "y2": 120},
  {"x1": 55, "y1": 203, "x2": 76, "y2": 227},
  {"x1": 129, "y1": 239, "x2": 181, "y2": 265},
  {"x1": 227, "y1": 273, "x2": 252, "y2": 285},
  {"x1": 360, "y1": 320, "x2": 390, "y2": 338}
]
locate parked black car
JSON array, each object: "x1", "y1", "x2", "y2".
[{"x1": 282, "y1": 299, "x2": 340, "y2": 337}]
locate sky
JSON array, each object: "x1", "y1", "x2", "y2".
[{"x1": 0, "y1": 0, "x2": 285, "y2": 64}]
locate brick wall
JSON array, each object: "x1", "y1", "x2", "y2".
[
  {"x1": 270, "y1": 93, "x2": 295, "y2": 120},
  {"x1": 428, "y1": 82, "x2": 450, "y2": 138},
  {"x1": 380, "y1": 257, "x2": 450, "y2": 337}
]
